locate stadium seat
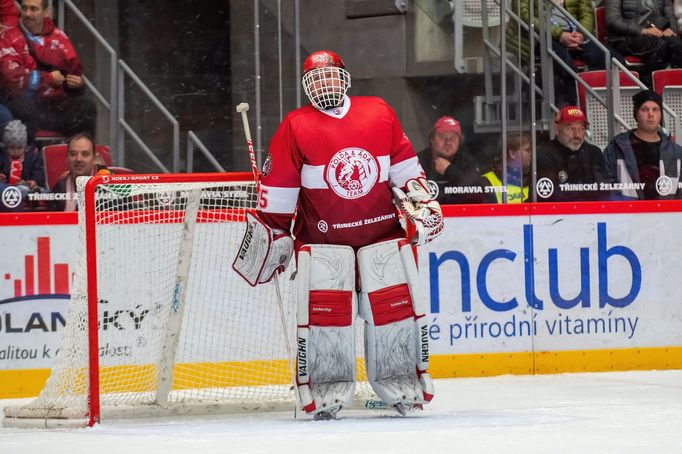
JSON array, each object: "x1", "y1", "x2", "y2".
[
  {"x1": 43, "y1": 143, "x2": 112, "y2": 190},
  {"x1": 652, "y1": 69, "x2": 682, "y2": 139},
  {"x1": 577, "y1": 70, "x2": 640, "y2": 149},
  {"x1": 34, "y1": 130, "x2": 66, "y2": 147},
  {"x1": 594, "y1": 6, "x2": 643, "y2": 69}
]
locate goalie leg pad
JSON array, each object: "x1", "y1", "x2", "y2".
[
  {"x1": 357, "y1": 239, "x2": 433, "y2": 408},
  {"x1": 296, "y1": 244, "x2": 357, "y2": 416}
]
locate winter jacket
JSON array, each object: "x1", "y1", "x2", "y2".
[
  {"x1": 0, "y1": 17, "x2": 83, "y2": 100},
  {"x1": 536, "y1": 138, "x2": 610, "y2": 201},
  {"x1": 603, "y1": 130, "x2": 682, "y2": 199},
  {"x1": 605, "y1": 0, "x2": 678, "y2": 43},
  {"x1": 0, "y1": 146, "x2": 45, "y2": 188},
  {"x1": 506, "y1": 0, "x2": 595, "y2": 61},
  {"x1": 417, "y1": 145, "x2": 482, "y2": 204}
]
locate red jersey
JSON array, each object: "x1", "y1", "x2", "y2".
[{"x1": 258, "y1": 96, "x2": 424, "y2": 248}]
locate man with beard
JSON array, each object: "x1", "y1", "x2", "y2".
[{"x1": 536, "y1": 106, "x2": 610, "y2": 201}]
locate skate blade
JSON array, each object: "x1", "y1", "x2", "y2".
[
  {"x1": 313, "y1": 410, "x2": 339, "y2": 421},
  {"x1": 393, "y1": 403, "x2": 424, "y2": 416}
]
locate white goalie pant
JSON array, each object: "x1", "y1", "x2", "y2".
[
  {"x1": 357, "y1": 239, "x2": 434, "y2": 407},
  {"x1": 296, "y1": 244, "x2": 357, "y2": 415},
  {"x1": 296, "y1": 240, "x2": 433, "y2": 415}
]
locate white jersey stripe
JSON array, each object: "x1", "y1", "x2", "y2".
[
  {"x1": 389, "y1": 156, "x2": 422, "y2": 188},
  {"x1": 259, "y1": 184, "x2": 300, "y2": 214},
  {"x1": 378, "y1": 155, "x2": 390, "y2": 182},
  {"x1": 301, "y1": 164, "x2": 328, "y2": 189},
  {"x1": 301, "y1": 155, "x2": 392, "y2": 189}
]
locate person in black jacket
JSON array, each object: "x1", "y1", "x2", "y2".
[
  {"x1": 536, "y1": 106, "x2": 611, "y2": 201},
  {"x1": 417, "y1": 116, "x2": 481, "y2": 204}
]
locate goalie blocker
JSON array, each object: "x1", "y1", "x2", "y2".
[
  {"x1": 232, "y1": 210, "x2": 294, "y2": 286},
  {"x1": 296, "y1": 239, "x2": 433, "y2": 419}
]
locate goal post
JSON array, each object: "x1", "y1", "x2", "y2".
[{"x1": 3, "y1": 172, "x2": 376, "y2": 428}]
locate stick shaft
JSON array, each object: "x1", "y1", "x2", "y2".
[{"x1": 237, "y1": 107, "x2": 260, "y2": 191}]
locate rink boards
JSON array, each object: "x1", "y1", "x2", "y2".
[{"x1": 1, "y1": 203, "x2": 682, "y2": 398}]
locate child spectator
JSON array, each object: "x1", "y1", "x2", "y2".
[
  {"x1": 480, "y1": 132, "x2": 531, "y2": 203},
  {"x1": 0, "y1": 119, "x2": 45, "y2": 192}
]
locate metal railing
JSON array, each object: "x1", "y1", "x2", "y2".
[{"x1": 55, "y1": 0, "x2": 220, "y2": 173}]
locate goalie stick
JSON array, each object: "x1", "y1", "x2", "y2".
[{"x1": 235, "y1": 102, "x2": 299, "y2": 414}]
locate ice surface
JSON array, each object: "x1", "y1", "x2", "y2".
[{"x1": 1, "y1": 370, "x2": 681, "y2": 454}]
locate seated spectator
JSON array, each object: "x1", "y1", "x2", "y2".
[
  {"x1": 0, "y1": 0, "x2": 96, "y2": 142},
  {"x1": 605, "y1": 0, "x2": 682, "y2": 87},
  {"x1": 0, "y1": 119, "x2": 44, "y2": 191},
  {"x1": 0, "y1": 0, "x2": 18, "y2": 133},
  {"x1": 480, "y1": 132, "x2": 531, "y2": 203},
  {"x1": 50, "y1": 131, "x2": 100, "y2": 211},
  {"x1": 417, "y1": 116, "x2": 481, "y2": 204},
  {"x1": 603, "y1": 90, "x2": 682, "y2": 199},
  {"x1": 507, "y1": 0, "x2": 623, "y2": 106},
  {"x1": 536, "y1": 106, "x2": 610, "y2": 201}
]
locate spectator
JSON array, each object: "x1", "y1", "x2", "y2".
[
  {"x1": 0, "y1": 119, "x2": 44, "y2": 190},
  {"x1": 507, "y1": 0, "x2": 623, "y2": 106},
  {"x1": 417, "y1": 116, "x2": 481, "y2": 204},
  {"x1": 603, "y1": 90, "x2": 682, "y2": 199},
  {"x1": 536, "y1": 106, "x2": 610, "y2": 201},
  {"x1": 0, "y1": 0, "x2": 18, "y2": 132},
  {"x1": 51, "y1": 131, "x2": 99, "y2": 211},
  {"x1": 480, "y1": 132, "x2": 531, "y2": 203},
  {"x1": 0, "y1": 0, "x2": 96, "y2": 142},
  {"x1": 605, "y1": 0, "x2": 682, "y2": 87}
]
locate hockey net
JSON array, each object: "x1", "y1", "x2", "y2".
[{"x1": 3, "y1": 172, "x2": 375, "y2": 428}]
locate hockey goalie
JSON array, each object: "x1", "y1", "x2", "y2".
[{"x1": 233, "y1": 50, "x2": 444, "y2": 420}]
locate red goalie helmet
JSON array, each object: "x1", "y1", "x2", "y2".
[
  {"x1": 302, "y1": 50, "x2": 351, "y2": 110},
  {"x1": 303, "y1": 50, "x2": 346, "y2": 74}
]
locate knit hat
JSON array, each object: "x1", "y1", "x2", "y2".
[
  {"x1": 3, "y1": 120, "x2": 27, "y2": 148},
  {"x1": 632, "y1": 90, "x2": 663, "y2": 119}
]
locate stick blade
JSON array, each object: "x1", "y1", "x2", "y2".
[{"x1": 236, "y1": 102, "x2": 250, "y2": 113}]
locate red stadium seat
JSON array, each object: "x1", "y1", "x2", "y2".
[
  {"x1": 594, "y1": 7, "x2": 643, "y2": 68},
  {"x1": 43, "y1": 143, "x2": 112, "y2": 190},
  {"x1": 652, "y1": 68, "x2": 682, "y2": 95}
]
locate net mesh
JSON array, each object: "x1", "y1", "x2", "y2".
[{"x1": 3, "y1": 175, "x2": 373, "y2": 426}]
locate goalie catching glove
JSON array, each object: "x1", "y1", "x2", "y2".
[
  {"x1": 232, "y1": 211, "x2": 293, "y2": 286},
  {"x1": 392, "y1": 177, "x2": 444, "y2": 246}
]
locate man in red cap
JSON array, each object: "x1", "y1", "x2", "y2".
[
  {"x1": 536, "y1": 106, "x2": 610, "y2": 201},
  {"x1": 416, "y1": 116, "x2": 481, "y2": 204},
  {"x1": 233, "y1": 50, "x2": 441, "y2": 420}
]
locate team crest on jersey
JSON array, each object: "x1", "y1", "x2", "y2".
[{"x1": 326, "y1": 147, "x2": 379, "y2": 199}]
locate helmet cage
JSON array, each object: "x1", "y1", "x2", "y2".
[{"x1": 302, "y1": 66, "x2": 351, "y2": 110}]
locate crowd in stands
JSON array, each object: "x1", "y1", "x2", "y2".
[
  {"x1": 1, "y1": 1, "x2": 681, "y2": 212},
  {"x1": 0, "y1": 0, "x2": 103, "y2": 212},
  {"x1": 422, "y1": 88, "x2": 682, "y2": 203}
]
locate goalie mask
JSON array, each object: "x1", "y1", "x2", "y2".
[{"x1": 302, "y1": 50, "x2": 351, "y2": 110}]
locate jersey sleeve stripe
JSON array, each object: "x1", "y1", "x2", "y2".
[
  {"x1": 259, "y1": 184, "x2": 300, "y2": 214},
  {"x1": 388, "y1": 156, "x2": 422, "y2": 188},
  {"x1": 378, "y1": 155, "x2": 390, "y2": 182},
  {"x1": 301, "y1": 164, "x2": 327, "y2": 189}
]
